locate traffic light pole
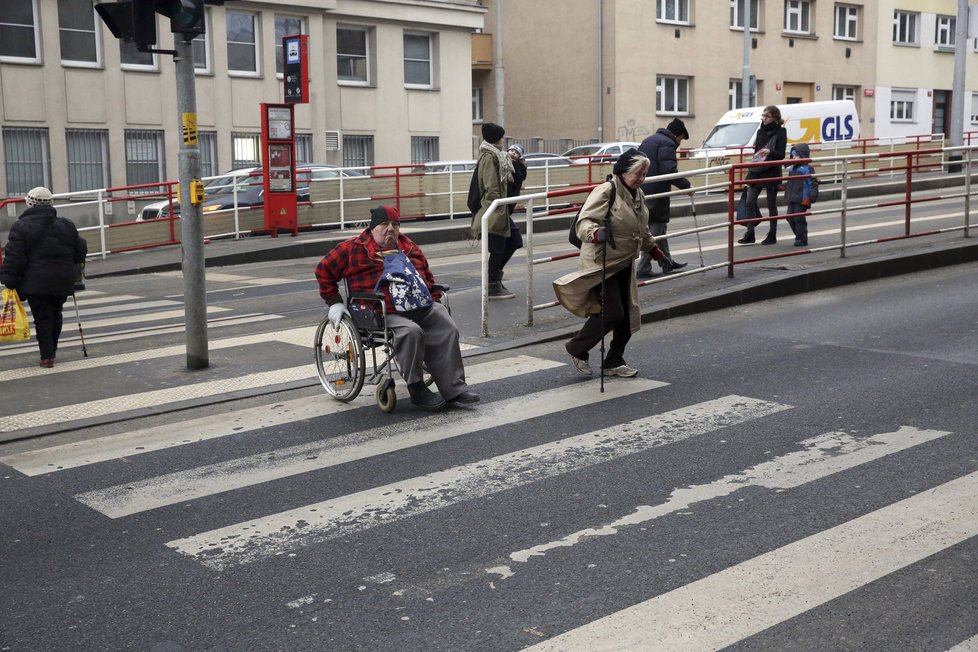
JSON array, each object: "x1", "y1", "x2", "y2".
[{"x1": 174, "y1": 38, "x2": 209, "y2": 369}]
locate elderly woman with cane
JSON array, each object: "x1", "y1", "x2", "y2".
[{"x1": 554, "y1": 148, "x2": 673, "y2": 379}]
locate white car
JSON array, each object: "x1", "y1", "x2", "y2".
[{"x1": 562, "y1": 142, "x2": 640, "y2": 164}]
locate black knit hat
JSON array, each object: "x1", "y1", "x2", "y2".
[
  {"x1": 481, "y1": 122, "x2": 505, "y2": 143},
  {"x1": 612, "y1": 147, "x2": 648, "y2": 175},
  {"x1": 667, "y1": 118, "x2": 689, "y2": 140},
  {"x1": 369, "y1": 205, "x2": 400, "y2": 230}
]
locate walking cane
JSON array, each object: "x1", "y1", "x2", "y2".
[
  {"x1": 70, "y1": 293, "x2": 88, "y2": 358},
  {"x1": 599, "y1": 230, "x2": 607, "y2": 394},
  {"x1": 690, "y1": 192, "x2": 705, "y2": 268}
]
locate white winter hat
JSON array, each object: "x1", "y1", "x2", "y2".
[{"x1": 25, "y1": 186, "x2": 54, "y2": 207}]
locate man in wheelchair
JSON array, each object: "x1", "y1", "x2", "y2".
[{"x1": 315, "y1": 205, "x2": 480, "y2": 411}]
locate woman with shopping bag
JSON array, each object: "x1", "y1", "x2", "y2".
[{"x1": 0, "y1": 187, "x2": 88, "y2": 368}]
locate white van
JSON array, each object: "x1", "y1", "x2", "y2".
[{"x1": 692, "y1": 100, "x2": 859, "y2": 162}]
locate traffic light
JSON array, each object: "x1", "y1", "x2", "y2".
[
  {"x1": 156, "y1": 0, "x2": 205, "y2": 38},
  {"x1": 95, "y1": 1, "x2": 157, "y2": 51},
  {"x1": 96, "y1": 0, "x2": 208, "y2": 51}
]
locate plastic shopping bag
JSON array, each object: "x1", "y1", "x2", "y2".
[{"x1": 0, "y1": 288, "x2": 31, "y2": 342}]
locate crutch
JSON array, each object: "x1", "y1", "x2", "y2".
[
  {"x1": 70, "y1": 293, "x2": 88, "y2": 357},
  {"x1": 689, "y1": 192, "x2": 705, "y2": 268}
]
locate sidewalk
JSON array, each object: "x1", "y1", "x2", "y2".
[{"x1": 4, "y1": 208, "x2": 977, "y2": 443}]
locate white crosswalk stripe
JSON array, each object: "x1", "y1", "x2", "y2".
[{"x1": 164, "y1": 395, "x2": 789, "y2": 570}]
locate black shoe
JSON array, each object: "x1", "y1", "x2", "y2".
[
  {"x1": 668, "y1": 260, "x2": 688, "y2": 270},
  {"x1": 448, "y1": 390, "x2": 480, "y2": 405},
  {"x1": 760, "y1": 235, "x2": 777, "y2": 245},
  {"x1": 636, "y1": 270, "x2": 660, "y2": 280},
  {"x1": 407, "y1": 381, "x2": 446, "y2": 411},
  {"x1": 737, "y1": 234, "x2": 755, "y2": 244},
  {"x1": 793, "y1": 239, "x2": 808, "y2": 247},
  {"x1": 487, "y1": 282, "x2": 515, "y2": 300}
]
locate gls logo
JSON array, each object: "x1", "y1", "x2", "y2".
[{"x1": 797, "y1": 115, "x2": 856, "y2": 142}]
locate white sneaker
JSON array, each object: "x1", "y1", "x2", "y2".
[
  {"x1": 603, "y1": 364, "x2": 638, "y2": 378},
  {"x1": 568, "y1": 353, "x2": 593, "y2": 376}
]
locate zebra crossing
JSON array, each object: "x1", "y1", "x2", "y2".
[{"x1": 2, "y1": 341, "x2": 973, "y2": 650}]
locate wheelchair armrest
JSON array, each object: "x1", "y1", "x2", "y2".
[
  {"x1": 349, "y1": 291, "x2": 386, "y2": 302},
  {"x1": 430, "y1": 284, "x2": 450, "y2": 293}
]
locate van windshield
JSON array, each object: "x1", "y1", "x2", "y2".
[{"x1": 701, "y1": 123, "x2": 759, "y2": 149}]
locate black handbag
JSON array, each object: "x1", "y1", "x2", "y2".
[{"x1": 735, "y1": 189, "x2": 749, "y2": 222}]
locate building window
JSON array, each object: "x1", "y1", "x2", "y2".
[
  {"x1": 730, "y1": 0, "x2": 759, "y2": 30},
  {"x1": 970, "y1": 93, "x2": 978, "y2": 124},
  {"x1": 192, "y1": 11, "x2": 210, "y2": 73},
  {"x1": 337, "y1": 26, "x2": 369, "y2": 84},
  {"x1": 833, "y1": 85, "x2": 856, "y2": 102},
  {"x1": 729, "y1": 79, "x2": 749, "y2": 110},
  {"x1": 410, "y1": 136, "x2": 438, "y2": 164},
  {"x1": 834, "y1": 4, "x2": 858, "y2": 40},
  {"x1": 227, "y1": 11, "x2": 259, "y2": 75},
  {"x1": 343, "y1": 135, "x2": 374, "y2": 169},
  {"x1": 403, "y1": 32, "x2": 432, "y2": 88},
  {"x1": 784, "y1": 0, "x2": 812, "y2": 34},
  {"x1": 66, "y1": 129, "x2": 109, "y2": 192},
  {"x1": 295, "y1": 134, "x2": 312, "y2": 165},
  {"x1": 935, "y1": 15, "x2": 955, "y2": 49},
  {"x1": 59, "y1": 0, "x2": 100, "y2": 66},
  {"x1": 275, "y1": 14, "x2": 304, "y2": 76},
  {"x1": 199, "y1": 131, "x2": 218, "y2": 177},
  {"x1": 657, "y1": 0, "x2": 690, "y2": 24},
  {"x1": 893, "y1": 10, "x2": 919, "y2": 46},
  {"x1": 231, "y1": 132, "x2": 260, "y2": 168},
  {"x1": 3, "y1": 127, "x2": 50, "y2": 195},
  {"x1": 0, "y1": 0, "x2": 40, "y2": 63},
  {"x1": 472, "y1": 87, "x2": 484, "y2": 122},
  {"x1": 656, "y1": 75, "x2": 689, "y2": 114},
  {"x1": 890, "y1": 90, "x2": 916, "y2": 122},
  {"x1": 125, "y1": 129, "x2": 165, "y2": 192},
  {"x1": 121, "y1": 38, "x2": 156, "y2": 69}
]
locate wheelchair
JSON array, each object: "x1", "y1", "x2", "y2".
[{"x1": 313, "y1": 284, "x2": 449, "y2": 413}]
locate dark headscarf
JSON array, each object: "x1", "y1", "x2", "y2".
[{"x1": 612, "y1": 147, "x2": 647, "y2": 175}]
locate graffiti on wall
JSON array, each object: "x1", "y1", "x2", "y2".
[{"x1": 617, "y1": 120, "x2": 652, "y2": 142}]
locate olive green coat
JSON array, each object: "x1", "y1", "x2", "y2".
[
  {"x1": 471, "y1": 148, "x2": 510, "y2": 238},
  {"x1": 553, "y1": 177, "x2": 657, "y2": 334}
]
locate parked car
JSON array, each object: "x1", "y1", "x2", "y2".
[
  {"x1": 562, "y1": 142, "x2": 640, "y2": 164},
  {"x1": 522, "y1": 153, "x2": 572, "y2": 168},
  {"x1": 419, "y1": 160, "x2": 476, "y2": 173},
  {"x1": 136, "y1": 164, "x2": 364, "y2": 221}
]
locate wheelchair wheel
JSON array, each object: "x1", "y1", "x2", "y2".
[
  {"x1": 375, "y1": 378, "x2": 397, "y2": 413},
  {"x1": 314, "y1": 314, "x2": 365, "y2": 402}
]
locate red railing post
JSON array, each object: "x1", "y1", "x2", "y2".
[
  {"x1": 905, "y1": 153, "x2": 913, "y2": 236},
  {"x1": 728, "y1": 167, "x2": 737, "y2": 278}
]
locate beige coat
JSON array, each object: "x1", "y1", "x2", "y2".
[
  {"x1": 470, "y1": 148, "x2": 510, "y2": 238},
  {"x1": 553, "y1": 177, "x2": 656, "y2": 334}
]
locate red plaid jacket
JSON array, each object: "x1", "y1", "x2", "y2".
[{"x1": 315, "y1": 229, "x2": 437, "y2": 313}]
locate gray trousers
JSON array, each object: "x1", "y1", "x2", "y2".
[
  {"x1": 636, "y1": 221, "x2": 671, "y2": 275},
  {"x1": 386, "y1": 302, "x2": 467, "y2": 400}
]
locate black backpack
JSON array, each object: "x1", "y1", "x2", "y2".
[
  {"x1": 466, "y1": 168, "x2": 481, "y2": 215},
  {"x1": 568, "y1": 178, "x2": 616, "y2": 249}
]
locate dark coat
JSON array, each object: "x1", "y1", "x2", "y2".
[
  {"x1": 0, "y1": 206, "x2": 88, "y2": 297},
  {"x1": 506, "y1": 158, "x2": 527, "y2": 216},
  {"x1": 747, "y1": 121, "x2": 788, "y2": 181},
  {"x1": 638, "y1": 128, "x2": 690, "y2": 223}
]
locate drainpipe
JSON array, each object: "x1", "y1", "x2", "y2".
[
  {"x1": 494, "y1": 0, "x2": 504, "y2": 128},
  {"x1": 597, "y1": 0, "x2": 604, "y2": 141}
]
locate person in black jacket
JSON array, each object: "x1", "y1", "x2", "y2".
[
  {"x1": 0, "y1": 187, "x2": 88, "y2": 368},
  {"x1": 636, "y1": 118, "x2": 691, "y2": 278},
  {"x1": 739, "y1": 105, "x2": 788, "y2": 245}
]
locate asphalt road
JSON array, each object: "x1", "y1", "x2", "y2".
[{"x1": 2, "y1": 262, "x2": 976, "y2": 651}]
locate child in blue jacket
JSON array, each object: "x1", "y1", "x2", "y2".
[{"x1": 785, "y1": 142, "x2": 814, "y2": 247}]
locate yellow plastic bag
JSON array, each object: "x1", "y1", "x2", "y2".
[{"x1": 0, "y1": 288, "x2": 31, "y2": 342}]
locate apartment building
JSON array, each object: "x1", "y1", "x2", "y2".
[
  {"x1": 874, "y1": 0, "x2": 978, "y2": 141},
  {"x1": 472, "y1": 1, "x2": 978, "y2": 153},
  {"x1": 0, "y1": 0, "x2": 484, "y2": 199}
]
